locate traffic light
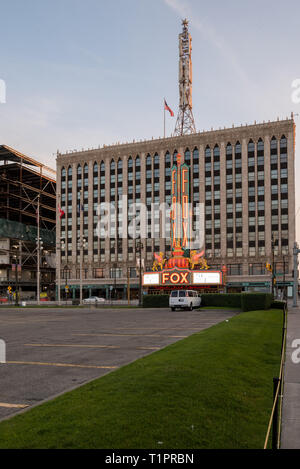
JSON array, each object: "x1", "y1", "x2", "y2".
[
  {"x1": 7, "y1": 286, "x2": 12, "y2": 294},
  {"x1": 266, "y1": 263, "x2": 272, "y2": 273}
]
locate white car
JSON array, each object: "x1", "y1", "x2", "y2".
[
  {"x1": 169, "y1": 290, "x2": 201, "y2": 311},
  {"x1": 83, "y1": 296, "x2": 105, "y2": 304}
]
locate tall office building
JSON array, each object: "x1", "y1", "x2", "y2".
[{"x1": 56, "y1": 117, "x2": 296, "y2": 300}]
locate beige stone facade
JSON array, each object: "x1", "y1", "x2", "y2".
[{"x1": 56, "y1": 117, "x2": 296, "y2": 299}]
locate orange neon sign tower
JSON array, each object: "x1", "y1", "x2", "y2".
[{"x1": 170, "y1": 153, "x2": 190, "y2": 251}]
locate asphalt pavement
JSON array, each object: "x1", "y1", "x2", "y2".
[
  {"x1": 0, "y1": 306, "x2": 238, "y2": 421},
  {"x1": 281, "y1": 303, "x2": 300, "y2": 449}
]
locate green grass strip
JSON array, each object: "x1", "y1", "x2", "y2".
[{"x1": 0, "y1": 309, "x2": 282, "y2": 449}]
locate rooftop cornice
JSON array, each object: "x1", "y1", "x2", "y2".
[{"x1": 57, "y1": 117, "x2": 295, "y2": 162}]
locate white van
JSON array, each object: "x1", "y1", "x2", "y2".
[{"x1": 169, "y1": 290, "x2": 202, "y2": 311}]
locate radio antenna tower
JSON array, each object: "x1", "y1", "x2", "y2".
[{"x1": 174, "y1": 19, "x2": 196, "y2": 136}]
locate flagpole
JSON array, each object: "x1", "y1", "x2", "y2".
[{"x1": 163, "y1": 98, "x2": 166, "y2": 139}]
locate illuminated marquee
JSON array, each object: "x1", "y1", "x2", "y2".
[
  {"x1": 171, "y1": 154, "x2": 190, "y2": 249},
  {"x1": 143, "y1": 272, "x2": 160, "y2": 286},
  {"x1": 143, "y1": 269, "x2": 223, "y2": 287}
]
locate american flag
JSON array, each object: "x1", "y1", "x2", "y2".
[{"x1": 164, "y1": 99, "x2": 174, "y2": 117}]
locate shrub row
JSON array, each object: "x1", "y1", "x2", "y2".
[
  {"x1": 142, "y1": 294, "x2": 169, "y2": 308},
  {"x1": 201, "y1": 293, "x2": 241, "y2": 308},
  {"x1": 270, "y1": 300, "x2": 286, "y2": 310},
  {"x1": 143, "y1": 292, "x2": 274, "y2": 311},
  {"x1": 241, "y1": 293, "x2": 273, "y2": 312}
]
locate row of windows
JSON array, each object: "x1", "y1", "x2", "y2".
[{"x1": 60, "y1": 135, "x2": 288, "y2": 179}]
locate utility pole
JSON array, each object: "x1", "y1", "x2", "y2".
[
  {"x1": 127, "y1": 266, "x2": 130, "y2": 306},
  {"x1": 36, "y1": 194, "x2": 42, "y2": 306},
  {"x1": 293, "y1": 242, "x2": 300, "y2": 307},
  {"x1": 18, "y1": 239, "x2": 22, "y2": 304}
]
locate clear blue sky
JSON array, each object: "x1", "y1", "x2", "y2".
[{"x1": 0, "y1": 0, "x2": 299, "y2": 243}]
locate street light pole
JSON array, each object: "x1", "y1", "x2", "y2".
[
  {"x1": 283, "y1": 254, "x2": 287, "y2": 301},
  {"x1": 271, "y1": 233, "x2": 275, "y2": 299},
  {"x1": 57, "y1": 236, "x2": 65, "y2": 306},
  {"x1": 136, "y1": 240, "x2": 143, "y2": 307},
  {"x1": 293, "y1": 242, "x2": 300, "y2": 308}
]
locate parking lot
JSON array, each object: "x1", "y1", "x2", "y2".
[{"x1": 0, "y1": 306, "x2": 238, "y2": 420}]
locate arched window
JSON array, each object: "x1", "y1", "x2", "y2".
[
  {"x1": 165, "y1": 151, "x2": 171, "y2": 166},
  {"x1": 184, "y1": 148, "x2": 191, "y2": 165},
  {"x1": 68, "y1": 166, "x2": 72, "y2": 178},
  {"x1": 93, "y1": 163, "x2": 98, "y2": 189},
  {"x1": 248, "y1": 140, "x2": 255, "y2": 154},
  {"x1": 128, "y1": 156, "x2": 133, "y2": 169},
  {"x1": 110, "y1": 160, "x2": 115, "y2": 172},
  {"x1": 205, "y1": 146, "x2": 211, "y2": 159},
  {"x1": 118, "y1": 159, "x2": 123, "y2": 171},
  {"x1": 257, "y1": 139, "x2": 264, "y2": 166},
  {"x1": 226, "y1": 143, "x2": 232, "y2": 156},
  {"x1": 213, "y1": 145, "x2": 220, "y2": 159},
  {"x1": 77, "y1": 165, "x2": 82, "y2": 176},
  {"x1": 61, "y1": 167, "x2": 66, "y2": 179},
  {"x1": 100, "y1": 161, "x2": 105, "y2": 195},
  {"x1": 235, "y1": 141, "x2": 241, "y2": 155},
  {"x1": 146, "y1": 154, "x2": 152, "y2": 167},
  {"x1": 135, "y1": 156, "x2": 140, "y2": 168},
  {"x1": 257, "y1": 138, "x2": 264, "y2": 152},
  {"x1": 280, "y1": 135, "x2": 287, "y2": 162},
  {"x1": 83, "y1": 164, "x2": 89, "y2": 188},
  {"x1": 280, "y1": 135, "x2": 287, "y2": 151},
  {"x1": 154, "y1": 153, "x2": 159, "y2": 166},
  {"x1": 193, "y1": 147, "x2": 199, "y2": 178}
]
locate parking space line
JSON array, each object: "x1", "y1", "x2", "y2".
[
  {"x1": 24, "y1": 344, "x2": 120, "y2": 349},
  {"x1": 0, "y1": 403, "x2": 29, "y2": 409},
  {"x1": 135, "y1": 346, "x2": 161, "y2": 350},
  {"x1": 24, "y1": 344, "x2": 162, "y2": 351},
  {"x1": 73, "y1": 333, "x2": 187, "y2": 338},
  {"x1": 6, "y1": 361, "x2": 118, "y2": 370}
]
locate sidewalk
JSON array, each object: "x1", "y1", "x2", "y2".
[{"x1": 281, "y1": 302, "x2": 300, "y2": 449}]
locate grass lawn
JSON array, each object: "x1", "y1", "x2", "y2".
[{"x1": 0, "y1": 309, "x2": 282, "y2": 449}]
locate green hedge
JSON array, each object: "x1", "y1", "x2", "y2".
[
  {"x1": 201, "y1": 293, "x2": 242, "y2": 308},
  {"x1": 270, "y1": 300, "x2": 286, "y2": 310},
  {"x1": 142, "y1": 295, "x2": 169, "y2": 308},
  {"x1": 241, "y1": 293, "x2": 273, "y2": 312},
  {"x1": 142, "y1": 292, "x2": 274, "y2": 311}
]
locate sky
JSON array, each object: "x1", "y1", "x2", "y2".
[{"x1": 0, "y1": 0, "x2": 299, "y2": 244}]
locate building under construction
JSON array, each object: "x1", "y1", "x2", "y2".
[{"x1": 0, "y1": 145, "x2": 56, "y2": 301}]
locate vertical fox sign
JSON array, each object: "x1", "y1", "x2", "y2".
[{"x1": 171, "y1": 153, "x2": 190, "y2": 250}]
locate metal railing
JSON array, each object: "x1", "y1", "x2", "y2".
[{"x1": 263, "y1": 302, "x2": 287, "y2": 449}]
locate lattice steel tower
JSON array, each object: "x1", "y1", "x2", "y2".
[{"x1": 174, "y1": 19, "x2": 196, "y2": 136}]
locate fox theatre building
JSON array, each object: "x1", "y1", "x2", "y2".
[{"x1": 142, "y1": 153, "x2": 225, "y2": 295}]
